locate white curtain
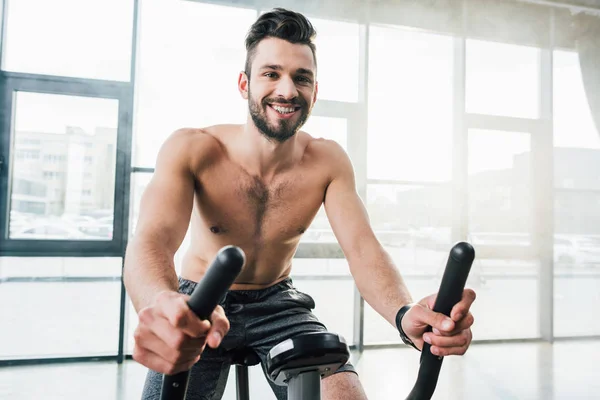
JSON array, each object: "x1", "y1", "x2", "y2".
[{"x1": 576, "y1": 13, "x2": 600, "y2": 137}]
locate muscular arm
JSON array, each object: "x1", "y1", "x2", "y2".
[
  {"x1": 124, "y1": 129, "x2": 198, "y2": 312},
  {"x1": 323, "y1": 143, "x2": 412, "y2": 327}
]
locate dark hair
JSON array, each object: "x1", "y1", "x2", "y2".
[{"x1": 244, "y1": 8, "x2": 317, "y2": 77}]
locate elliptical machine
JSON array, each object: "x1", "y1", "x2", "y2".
[{"x1": 160, "y1": 242, "x2": 475, "y2": 400}]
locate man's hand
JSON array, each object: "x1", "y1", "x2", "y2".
[
  {"x1": 401, "y1": 289, "x2": 476, "y2": 356},
  {"x1": 132, "y1": 290, "x2": 230, "y2": 375}
]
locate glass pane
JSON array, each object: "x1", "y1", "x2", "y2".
[
  {"x1": 9, "y1": 92, "x2": 118, "y2": 241},
  {"x1": 466, "y1": 39, "x2": 540, "y2": 119},
  {"x1": 553, "y1": 51, "x2": 600, "y2": 151},
  {"x1": 303, "y1": 116, "x2": 347, "y2": 150},
  {"x1": 364, "y1": 183, "x2": 453, "y2": 344},
  {"x1": 553, "y1": 50, "x2": 600, "y2": 337},
  {"x1": 3, "y1": 0, "x2": 134, "y2": 81},
  {"x1": 133, "y1": 1, "x2": 256, "y2": 167},
  {"x1": 468, "y1": 129, "x2": 538, "y2": 340},
  {"x1": 308, "y1": 17, "x2": 360, "y2": 102},
  {"x1": 368, "y1": 25, "x2": 453, "y2": 182},
  {"x1": 0, "y1": 257, "x2": 122, "y2": 359}
]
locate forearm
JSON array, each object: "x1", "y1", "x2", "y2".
[
  {"x1": 348, "y1": 243, "x2": 413, "y2": 327},
  {"x1": 123, "y1": 237, "x2": 180, "y2": 313}
]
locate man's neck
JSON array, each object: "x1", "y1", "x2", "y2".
[{"x1": 237, "y1": 120, "x2": 299, "y2": 181}]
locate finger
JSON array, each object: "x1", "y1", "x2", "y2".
[
  {"x1": 423, "y1": 329, "x2": 470, "y2": 350},
  {"x1": 411, "y1": 306, "x2": 455, "y2": 334},
  {"x1": 450, "y1": 289, "x2": 476, "y2": 321},
  {"x1": 423, "y1": 329, "x2": 472, "y2": 357},
  {"x1": 206, "y1": 306, "x2": 230, "y2": 348},
  {"x1": 432, "y1": 312, "x2": 474, "y2": 337},
  {"x1": 419, "y1": 293, "x2": 437, "y2": 310},
  {"x1": 135, "y1": 323, "x2": 204, "y2": 365},
  {"x1": 453, "y1": 312, "x2": 475, "y2": 333},
  {"x1": 147, "y1": 313, "x2": 208, "y2": 351},
  {"x1": 155, "y1": 294, "x2": 211, "y2": 337},
  {"x1": 133, "y1": 344, "x2": 201, "y2": 375}
]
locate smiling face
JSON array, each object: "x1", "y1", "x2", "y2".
[{"x1": 239, "y1": 37, "x2": 318, "y2": 143}]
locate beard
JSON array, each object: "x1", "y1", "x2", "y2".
[{"x1": 248, "y1": 88, "x2": 310, "y2": 143}]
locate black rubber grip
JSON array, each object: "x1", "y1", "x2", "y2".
[
  {"x1": 186, "y1": 246, "x2": 246, "y2": 319},
  {"x1": 160, "y1": 245, "x2": 245, "y2": 400},
  {"x1": 405, "y1": 242, "x2": 475, "y2": 400}
]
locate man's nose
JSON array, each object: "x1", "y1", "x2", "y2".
[{"x1": 274, "y1": 76, "x2": 299, "y2": 100}]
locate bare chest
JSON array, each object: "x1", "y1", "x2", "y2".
[{"x1": 196, "y1": 167, "x2": 327, "y2": 241}]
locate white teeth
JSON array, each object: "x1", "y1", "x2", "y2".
[{"x1": 272, "y1": 105, "x2": 296, "y2": 114}]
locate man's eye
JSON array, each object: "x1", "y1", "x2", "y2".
[
  {"x1": 264, "y1": 72, "x2": 277, "y2": 78},
  {"x1": 296, "y1": 76, "x2": 311, "y2": 83}
]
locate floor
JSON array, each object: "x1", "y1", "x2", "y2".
[{"x1": 0, "y1": 340, "x2": 599, "y2": 400}]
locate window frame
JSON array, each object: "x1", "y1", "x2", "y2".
[{"x1": 0, "y1": 73, "x2": 133, "y2": 257}]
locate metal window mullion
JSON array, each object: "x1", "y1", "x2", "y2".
[
  {"x1": 0, "y1": 0, "x2": 6, "y2": 69},
  {"x1": 1, "y1": 72, "x2": 130, "y2": 99},
  {"x1": 118, "y1": 0, "x2": 140, "y2": 363},
  {"x1": 453, "y1": 31, "x2": 468, "y2": 244},
  {"x1": 348, "y1": 21, "x2": 370, "y2": 353},
  {"x1": 535, "y1": 9, "x2": 555, "y2": 343},
  {"x1": 465, "y1": 113, "x2": 543, "y2": 134},
  {"x1": 368, "y1": 178, "x2": 450, "y2": 187}
]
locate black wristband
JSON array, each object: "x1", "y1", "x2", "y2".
[{"x1": 395, "y1": 303, "x2": 420, "y2": 351}]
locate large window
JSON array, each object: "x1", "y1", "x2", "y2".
[
  {"x1": 365, "y1": 25, "x2": 454, "y2": 343},
  {"x1": 0, "y1": 0, "x2": 133, "y2": 365},
  {"x1": 2, "y1": 0, "x2": 134, "y2": 81},
  {"x1": 2, "y1": 0, "x2": 600, "y2": 370},
  {"x1": 552, "y1": 50, "x2": 600, "y2": 337}
]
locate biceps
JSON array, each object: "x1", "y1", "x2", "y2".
[
  {"x1": 324, "y1": 187, "x2": 375, "y2": 252},
  {"x1": 134, "y1": 171, "x2": 195, "y2": 253}
]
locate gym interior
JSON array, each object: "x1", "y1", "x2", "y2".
[{"x1": 1, "y1": 0, "x2": 599, "y2": 399}]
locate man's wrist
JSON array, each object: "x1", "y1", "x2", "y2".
[{"x1": 395, "y1": 303, "x2": 420, "y2": 351}]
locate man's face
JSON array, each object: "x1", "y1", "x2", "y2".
[{"x1": 239, "y1": 37, "x2": 318, "y2": 143}]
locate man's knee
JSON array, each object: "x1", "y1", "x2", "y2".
[{"x1": 322, "y1": 371, "x2": 368, "y2": 400}]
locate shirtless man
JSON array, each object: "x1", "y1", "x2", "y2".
[{"x1": 124, "y1": 8, "x2": 476, "y2": 400}]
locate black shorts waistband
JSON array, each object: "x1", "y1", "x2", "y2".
[{"x1": 177, "y1": 276, "x2": 294, "y2": 301}]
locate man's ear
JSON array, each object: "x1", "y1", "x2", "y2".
[
  {"x1": 313, "y1": 81, "x2": 318, "y2": 104},
  {"x1": 238, "y1": 71, "x2": 249, "y2": 100}
]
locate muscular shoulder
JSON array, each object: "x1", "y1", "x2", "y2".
[
  {"x1": 302, "y1": 132, "x2": 354, "y2": 179},
  {"x1": 158, "y1": 127, "x2": 226, "y2": 172}
]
